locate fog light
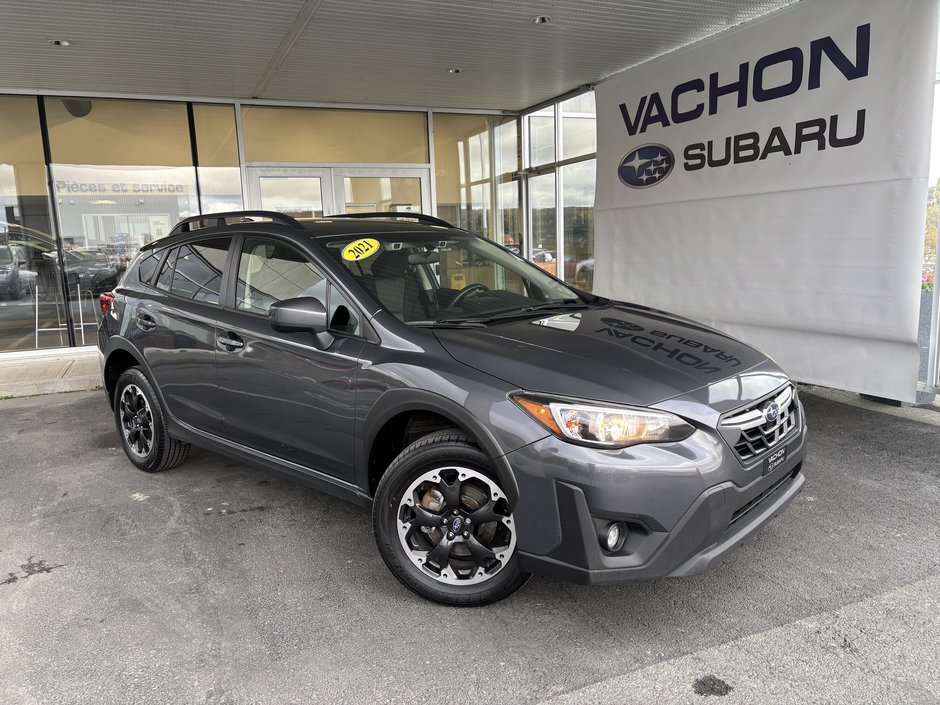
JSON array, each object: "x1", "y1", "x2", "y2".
[{"x1": 603, "y1": 522, "x2": 625, "y2": 552}]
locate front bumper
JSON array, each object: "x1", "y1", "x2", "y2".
[{"x1": 506, "y1": 406, "x2": 808, "y2": 584}]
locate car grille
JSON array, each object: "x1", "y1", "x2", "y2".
[{"x1": 719, "y1": 384, "x2": 799, "y2": 464}]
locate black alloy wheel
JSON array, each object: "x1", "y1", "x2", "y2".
[
  {"x1": 373, "y1": 429, "x2": 530, "y2": 606},
  {"x1": 113, "y1": 367, "x2": 190, "y2": 473},
  {"x1": 120, "y1": 383, "x2": 154, "y2": 458}
]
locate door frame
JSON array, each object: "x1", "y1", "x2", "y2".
[{"x1": 245, "y1": 165, "x2": 432, "y2": 216}]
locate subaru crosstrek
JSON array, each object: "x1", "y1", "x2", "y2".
[{"x1": 98, "y1": 211, "x2": 807, "y2": 606}]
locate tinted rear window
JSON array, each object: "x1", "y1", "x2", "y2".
[
  {"x1": 137, "y1": 251, "x2": 161, "y2": 284},
  {"x1": 169, "y1": 238, "x2": 229, "y2": 305},
  {"x1": 155, "y1": 247, "x2": 179, "y2": 291}
]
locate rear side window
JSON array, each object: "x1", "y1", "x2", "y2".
[
  {"x1": 137, "y1": 251, "x2": 161, "y2": 284},
  {"x1": 168, "y1": 238, "x2": 229, "y2": 305},
  {"x1": 155, "y1": 247, "x2": 179, "y2": 291}
]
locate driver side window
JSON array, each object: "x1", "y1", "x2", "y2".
[
  {"x1": 235, "y1": 237, "x2": 361, "y2": 336},
  {"x1": 235, "y1": 238, "x2": 326, "y2": 314}
]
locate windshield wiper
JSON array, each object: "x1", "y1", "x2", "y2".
[
  {"x1": 409, "y1": 320, "x2": 488, "y2": 328},
  {"x1": 440, "y1": 299, "x2": 591, "y2": 324}
]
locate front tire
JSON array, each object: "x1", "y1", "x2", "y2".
[
  {"x1": 373, "y1": 429, "x2": 530, "y2": 606},
  {"x1": 113, "y1": 367, "x2": 190, "y2": 473}
]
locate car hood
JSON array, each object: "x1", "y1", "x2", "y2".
[{"x1": 433, "y1": 303, "x2": 777, "y2": 407}]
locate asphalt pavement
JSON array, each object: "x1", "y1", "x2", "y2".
[{"x1": 0, "y1": 390, "x2": 938, "y2": 705}]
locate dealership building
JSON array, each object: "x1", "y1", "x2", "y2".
[{"x1": 1, "y1": 0, "x2": 938, "y2": 402}]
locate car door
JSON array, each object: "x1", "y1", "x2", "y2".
[
  {"x1": 134, "y1": 236, "x2": 230, "y2": 437},
  {"x1": 215, "y1": 234, "x2": 365, "y2": 482}
]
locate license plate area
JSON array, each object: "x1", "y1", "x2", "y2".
[{"x1": 764, "y1": 445, "x2": 787, "y2": 475}]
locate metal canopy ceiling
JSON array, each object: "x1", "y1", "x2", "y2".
[{"x1": 1, "y1": 0, "x2": 799, "y2": 111}]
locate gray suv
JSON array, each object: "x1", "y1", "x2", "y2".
[{"x1": 97, "y1": 211, "x2": 807, "y2": 606}]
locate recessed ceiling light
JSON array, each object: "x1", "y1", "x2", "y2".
[
  {"x1": 48, "y1": 39, "x2": 72, "y2": 47},
  {"x1": 530, "y1": 15, "x2": 552, "y2": 25},
  {"x1": 448, "y1": 68, "x2": 463, "y2": 74}
]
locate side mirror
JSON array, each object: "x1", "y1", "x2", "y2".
[{"x1": 269, "y1": 297, "x2": 334, "y2": 347}]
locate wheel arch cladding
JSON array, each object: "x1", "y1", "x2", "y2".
[
  {"x1": 104, "y1": 347, "x2": 141, "y2": 407},
  {"x1": 364, "y1": 390, "x2": 520, "y2": 505}
]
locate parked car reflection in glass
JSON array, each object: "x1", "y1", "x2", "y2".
[
  {"x1": 60, "y1": 248, "x2": 119, "y2": 295},
  {"x1": 0, "y1": 244, "x2": 37, "y2": 299}
]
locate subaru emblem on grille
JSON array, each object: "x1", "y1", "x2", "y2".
[{"x1": 764, "y1": 401, "x2": 780, "y2": 423}]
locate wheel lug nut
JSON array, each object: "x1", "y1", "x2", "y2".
[
  {"x1": 465, "y1": 518, "x2": 471, "y2": 525},
  {"x1": 462, "y1": 531, "x2": 469, "y2": 538},
  {"x1": 447, "y1": 532, "x2": 454, "y2": 539},
  {"x1": 441, "y1": 518, "x2": 448, "y2": 525},
  {"x1": 452, "y1": 509, "x2": 459, "y2": 515}
]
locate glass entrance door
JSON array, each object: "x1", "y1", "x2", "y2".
[
  {"x1": 247, "y1": 166, "x2": 431, "y2": 218},
  {"x1": 246, "y1": 167, "x2": 334, "y2": 218},
  {"x1": 332, "y1": 168, "x2": 430, "y2": 216}
]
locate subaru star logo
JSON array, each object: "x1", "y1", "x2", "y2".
[
  {"x1": 618, "y1": 144, "x2": 675, "y2": 189},
  {"x1": 452, "y1": 517, "x2": 463, "y2": 533},
  {"x1": 763, "y1": 401, "x2": 780, "y2": 424}
]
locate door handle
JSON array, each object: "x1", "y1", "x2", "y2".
[
  {"x1": 217, "y1": 334, "x2": 245, "y2": 350},
  {"x1": 135, "y1": 313, "x2": 156, "y2": 331}
]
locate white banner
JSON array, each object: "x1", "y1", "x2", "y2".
[{"x1": 594, "y1": 0, "x2": 938, "y2": 401}]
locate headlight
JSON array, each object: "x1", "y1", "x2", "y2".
[{"x1": 511, "y1": 394, "x2": 694, "y2": 449}]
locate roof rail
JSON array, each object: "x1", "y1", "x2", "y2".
[
  {"x1": 326, "y1": 211, "x2": 454, "y2": 228},
  {"x1": 169, "y1": 210, "x2": 305, "y2": 236}
]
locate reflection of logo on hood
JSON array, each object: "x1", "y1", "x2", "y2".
[
  {"x1": 601, "y1": 317, "x2": 644, "y2": 332},
  {"x1": 618, "y1": 144, "x2": 674, "y2": 189}
]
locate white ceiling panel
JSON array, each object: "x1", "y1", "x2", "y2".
[{"x1": 0, "y1": 0, "x2": 800, "y2": 110}]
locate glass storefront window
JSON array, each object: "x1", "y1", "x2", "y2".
[
  {"x1": 918, "y1": 79, "x2": 940, "y2": 396},
  {"x1": 529, "y1": 172, "x2": 557, "y2": 275},
  {"x1": 0, "y1": 92, "x2": 532, "y2": 351},
  {"x1": 193, "y1": 104, "x2": 243, "y2": 213},
  {"x1": 498, "y1": 180, "x2": 522, "y2": 253},
  {"x1": 0, "y1": 96, "x2": 66, "y2": 351},
  {"x1": 46, "y1": 97, "x2": 199, "y2": 344},
  {"x1": 527, "y1": 107, "x2": 555, "y2": 168},
  {"x1": 241, "y1": 106, "x2": 428, "y2": 164},
  {"x1": 562, "y1": 159, "x2": 596, "y2": 290},
  {"x1": 433, "y1": 113, "x2": 520, "y2": 243},
  {"x1": 559, "y1": 93, "x2": 596, "y2": 161},
  {"x1": 433, "y1": 114, "x2": 493, "y2": 237},
  {"x1": 523, "y1": 91, "x2": 596, "y2": 291},
  {"x1": 496, "y1": 119, "x2": 521, "y2": 178},
  {"x1": 496, "y1": 119, "x2": 522, "y2": 251}
]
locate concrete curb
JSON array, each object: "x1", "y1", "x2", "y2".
[{"x1": 0, "y1": 347, "x2": 101, "y2": 399}]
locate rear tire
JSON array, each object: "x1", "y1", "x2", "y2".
[
  {"x1": 113, "y1": 367, "x2": 190, "y2": 473},
  {"x1": 373, "y1": 429, "x2": 530, "y2": 606}
]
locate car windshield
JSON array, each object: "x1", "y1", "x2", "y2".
[
  {"x1": 0, "y1": 247, "x2": 12, "y2": 265},
  {"x1": 321, "y1": 232, "x2": 584, "y2": 324}
]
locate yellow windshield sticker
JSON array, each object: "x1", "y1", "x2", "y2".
[{"x1": 342, "y1": 238, "x2": 381, "y2": 262}]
